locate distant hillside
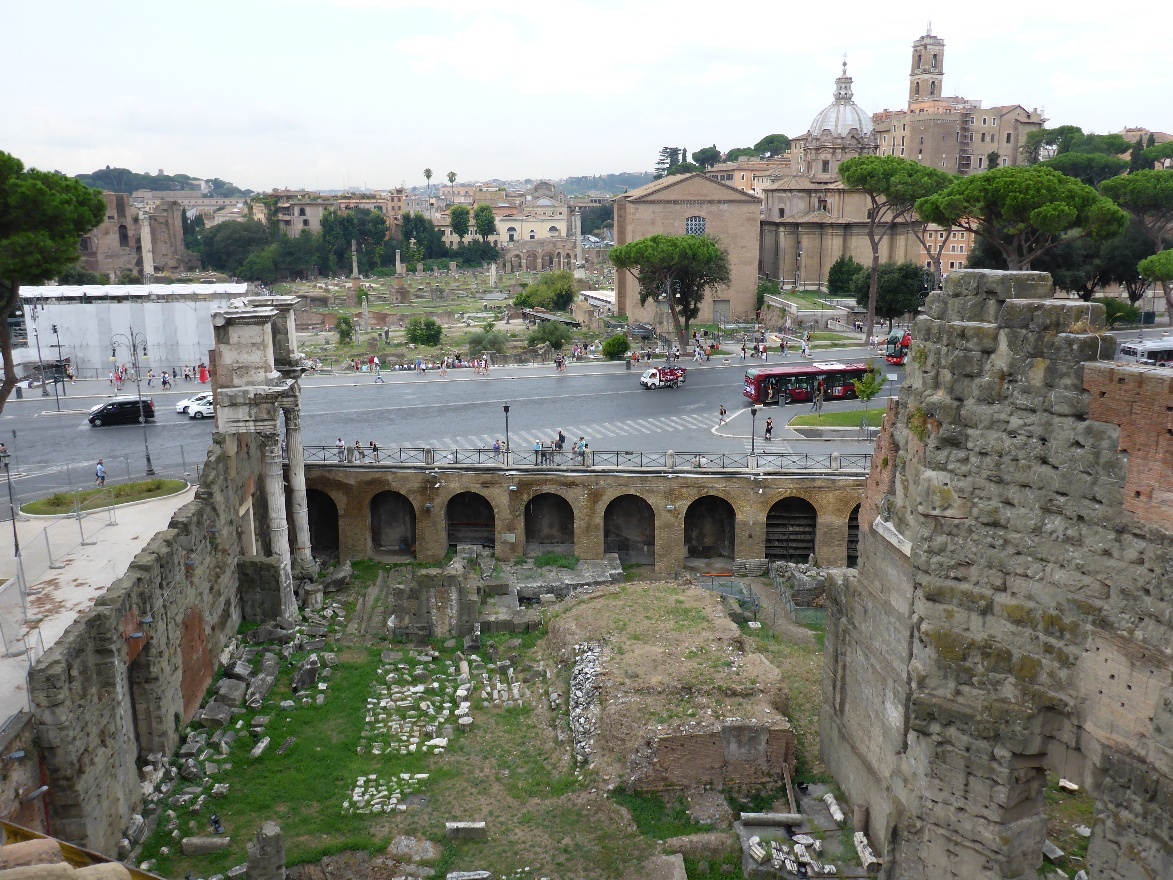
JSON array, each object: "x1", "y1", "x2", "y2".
[
  {"x1": 76, "y1": 167, "x2": 253, "y2": 198},
  {"x1": 560, "y1": 172, "x2": 654, "y2": 197}
]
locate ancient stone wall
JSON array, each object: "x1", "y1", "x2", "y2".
[
  {"x1": 822, "y1": 270, "x2": 1173, "y2": 879},
  {"x1": 630, "y1": 722, "x2": 796, "y2": 793},
  {"x1": 27, "y1": 433, "x2": 269, "y2": 856}
]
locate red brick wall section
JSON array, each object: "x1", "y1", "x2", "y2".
[
  {"x1": 858, "y1": 398, "x2": 900, "y2": 535},
  {"x1": 180, "y1": 607, "x2": 213, "y2": 724},
  {"x1": 1083, "y1": 363, "x2": 1173, "y2": 532}
]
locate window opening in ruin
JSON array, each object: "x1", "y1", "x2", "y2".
[
  {"x1": 446, "y1": 491, "x2": 495, "y2": 549},
  {"x1": 524, "y1": 493, "x2": 575, "y2": 556},
  {"x1": 821, "y1": 160, "x2": 831, "y2": 174},
  {"x1": 684, "y1": 496, "x2": 736, "y2": 559},
  {"x1": 847, "y1": 504, "x2": 860, "y2": 566},
  {"x1": 603, "y1": 494, "x2": 656, "y2": 565},
  {"x1": 306, "y1": 489, "x2": 340, "y2": 558},
  {"x1": 371, "y1": 491, "x2": 417, "y2": 557},
  {"x1": 118, "y1": 224, "x2": 130, "y2": 248},
  {"x1": 764, "y1": 497, "x2": 817, "y2": 562}
]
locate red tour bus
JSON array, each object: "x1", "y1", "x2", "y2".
[
  {"x1": 743, "y1": 361, "x2": 869, "y2": 406},
  {"x1": 885, "y1": 330, "x2": 912, "y2": 365}
]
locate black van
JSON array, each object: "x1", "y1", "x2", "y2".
[{"x1": 88, "y1": 397, "x2": 156, "y2": 426}]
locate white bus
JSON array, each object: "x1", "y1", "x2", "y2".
[{"x1": 1118, "y1": 336, "x2": 1173, "y2": 366}]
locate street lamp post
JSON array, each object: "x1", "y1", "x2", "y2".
[
  {"x1": 750, "y1": 405, "x2": 758, "y2": 457},
  {"x1": 503, "y1": 404, "x2": 510, "y2": 454},
  {"x1": 30, "y1": 313, "x2": 49, "y2": 397},
  {"x1": 110, "y1": 322, "x2": 156, "y2": 476},
  {"x1": 51, "y1": 324, "x2": 67, "y2": 400}
]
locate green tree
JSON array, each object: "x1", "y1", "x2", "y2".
[
  {"x1": 986, "y1": 150, "x2": 1001, "y2": 171},
  {"x1": 655, "y1": 148, "x2": 683, "y2": 177},
  {"x1": 238, "y1": 248, "x2": 277, "y2": 284},
  {"x1": 1098, "y1": 219, "x2": 1158, "y2": 304},
  {"x1": 852, "y1": 361, "x2": 886, "y2": 422},
  {"x1": 1091, "y1": 297, "x2": 1141, "y2": 327},
  {"x1": 474, "y1": 204, "x2": 497, "y2": 242},
  {"x1": 915, "y1": 165, "x2": 1128, "y2": 271},
  {"x1": 56, "y1": 263, "x2": 105, "y2": 285},
  {"x1": 334, "y1": 313, "x2": 355, "y2": 345},
  {"x1": 691, "y1": 146, "x2": 722, "y2": 169},
  {"x1": 202, "y1": 220, "x2": 271, "y2": 274},
  {"x1": 610, "y1": 234, "x2": 731, "y2": 345},
  {"x1": 666, "y1": 162, "x2": 703, "y2": 176},
  {"x1": 726, "y1": 147, "x2": 759, "y2": 161},
  {"x1": 447, "y1": 171, "x2": 456, "y2": 187},
  {"x1": 851, "y1": 262, "x2": 926, "y2": 330},
  {"x1": 756, "y1": 279, "x2": 780, "y2": 312},
  {"x1": 424, "y1": 168, "x2": 433, "y2": 195},
  {"x1": 1130, "y1": 137, "x2": 1149, "y2": 173},
  {"x1": 466, "y1": 328, "x2": 508, "y2": 356},
  {"x1": 405, "y1": 316, "x2": 443, "y2": 346},
  {"x1": 527, "y1": 321, "x2": 571, "y2": 350},
  {"x1": 1041, "y1": 152, "x2": 1128, "y2": 188},
  {"x1": 449, "y1": 205, "x2": 470, "y2": 242},
  {"x1": 839, "y1": 155, "x2": 954, "y2": 344},
  {"x1": 516, "y1": 270, "x2": 576, "y2": 311},
  {"x1": 272, "y1": 230, "x2": 321, "y2": 280},
  {"x1": 1, "y1": 153, "x2": 105, "y2": 411},
  {"x1": 1095, "y1": 168, "x2": 1173, "y2": 314},
  {"x1": 601, "y1": 333, "x2": 630, "y2": 360},
  {"x1": 321, "y1": 207, "x2": 389, "y2": 274},
  {"x1": 581, "y1": 203, "x2": 613, "y2": 236},
  {"x1": 753, "y1": 134, "x2": 790, "y2": 157},
  {"x1": 1022, "y1": 126, "x2": 1129, "y2": 165},
  {"x1": 1138, "y1": 250, "x2": 1173, "y2": 314},
  {"x1": 827, "y1": 254, "x2": 866, "y2": 295}
]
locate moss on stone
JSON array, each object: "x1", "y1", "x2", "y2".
[
  {"x1": 1001, "y1": 602, "x2": 1038, "y2": 628},
  {"x1": 1012, "y1": 654, "x2": 1042, "y2": 681}
]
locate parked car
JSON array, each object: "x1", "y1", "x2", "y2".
[
  {"x1": 88, "y1": 397, "x2": 155, "y2": 426},
  {"x1": 188, "y1": 399, "x2": 215, "y2": 420},
  {"x1": 176, "y1": 392, "x2": 213, "y2": 414}
]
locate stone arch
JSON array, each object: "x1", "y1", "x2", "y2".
[
  {"x1": 370, "y1": 490, "x2": 416, "y2": 557},
  {"x1": 765, "y1": 496, "x2": 817, "y2": 562},
  {"x1": 446, "y1": 491, "x2": 495, "y2": 548},
  {"x1": 524, "y1": 492, "x2": 575, "y2": 555},
  {"x1": 684, "y1": 495, "x2": 736, "y2": 560},
  {"x1": 847, "y1": 504, "x2": 860, "y2": 567},
  {"x1": 525, "y1": 252, "x2": 538, "y2": 271},
  {"x1": 306, "y1": 488, "x2": 339, "y2": 558},
  {"x1": 603, "y1": 494, "x2": 655, "y2": 564}
]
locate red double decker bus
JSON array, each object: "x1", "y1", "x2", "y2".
[{"x1": 743, "y1": 361, "x2": 869, "y2": 405}]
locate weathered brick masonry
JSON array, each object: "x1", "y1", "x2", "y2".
[
  {"x1": 822, "y1": 270, "x2": 1173, "y2": 879},
  {"x1": 26, "y1": 434, "x2": 270, "y2": 856}
]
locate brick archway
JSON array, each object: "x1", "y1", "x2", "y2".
[
  {"x1": 765, "y1": 496, "x2": 817, "y2": 562},
  {"x1": 524, "y1": 492, "x2": 575, "y2": 555},
  {"x1": 684, "y1": 495, "x2": 736, "y2": 559},
  {"x1": 371, "y1": 490, "x2": 416, "y2": 557},
  {"x1": 306, "y1": 488, "x2": 339, "y2": 558},
  {"x1": 446, "y1": 491, "x2": 495, "y2": 548},
  {"x1": 604, "y1": 494, "x2": 655, "y2": 564}
]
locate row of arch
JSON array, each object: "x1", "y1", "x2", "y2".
[
  {"x1": 503, "y1": 251, "x2": 576, "y2": 272},
  {"x1": 307, "y1": 489, "x2": 861, "y2": 567}
]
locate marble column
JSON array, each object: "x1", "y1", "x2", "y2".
[
  {"x1": 263, "y1": 432, "x2": 296, "y2": 617},
  {"x1": 283, "y1": 403, "x2": 313, "y2": 568}
]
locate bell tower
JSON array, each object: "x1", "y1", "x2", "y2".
[{"x1": 909, "y1": 25, "x2": 945, "y2": 105}]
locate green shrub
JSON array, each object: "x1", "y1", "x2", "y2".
[
  {"x1": 406, "y1": 316, "x2": 443, "y2": 346},
  {"x1": 601, "y1": 333, "x2": 630, "y2": 360},
  {"x1": 533, "y1": 553, "x2": 578, "y2": 569},
  {"x1": 466, "y1": 330, "x2": 508, "y2": 356},
  {"x1": 527, "y1": 321, "x2": 571, "y2": 350},
  {"x1": 1091, "y1": 297, "x2": 1141, "y2": 327},
  {"x1": 335, "y1": 314, "x2": 355, "y2": 344}
]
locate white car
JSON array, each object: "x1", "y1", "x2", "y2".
[
  {"x1": 189, "y1": 399, "x2": 215, "y2": 419},
  {"x1": 176, "y1": 392, "x2": 213, "y2": 414}
]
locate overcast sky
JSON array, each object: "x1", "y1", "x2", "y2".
[{"x1": 5, "y1": 1, "x2": 1167, "y2": 192}]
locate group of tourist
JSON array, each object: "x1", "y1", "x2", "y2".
[{"x1": 107, "y1": 362, "x2": 208, "y2": 389}]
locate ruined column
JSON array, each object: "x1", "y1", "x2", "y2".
[
  {"x1": 282, "y1": 403, "x2": 314, "y2": 573},
  {"x1": 246, "y1": 821, "x2": 285, "y2": 880},
  {"x1": 262, "y1": 433, "x2": 296, "y2": 616}
]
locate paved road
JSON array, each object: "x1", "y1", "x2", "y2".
[{"x1": 1, "y1": 348, "x2": 894, "y2": 512}]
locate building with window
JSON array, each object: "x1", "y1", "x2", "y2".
[
  {"x1": 871, "y1": 28, "x2": 1045, "y2": 175},
  {"x1": 275, "y1": 200, "x2": 337, "y2": 237},
  {"x1": 612, "y1": 173, "x2": 761, "y2": 327},
  {"x1": 705, "y1": 158, "x2": 790, "y2": 196},
  {"x1": 78, "y1": 192, "x2": 197, "y2": 280}
]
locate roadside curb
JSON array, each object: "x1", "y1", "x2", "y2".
[{"x1": 18, "y1": 481, "x2": 194, "y2": 519}]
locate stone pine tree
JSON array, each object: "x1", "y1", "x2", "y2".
[
  {"x1": 839, "y1": 155, "x2": 954, "y2": 347},
  {"x1": 0, "y1": 152, "x2": 106, "y2": 414},
  {"x1": 1101, "y1": 169, "x2": 1173, "y2": 316},
  {"x1": 609, "y1": 234, "x2": 730, "y2": 346},
  {"x1": 916, "y1": 165, "x2": 1128, "y2": 271}
]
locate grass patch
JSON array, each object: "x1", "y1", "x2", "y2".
[
  {"x1": 788, "y1": 408, "x2": 884, "y2": 428},
  {"x1": 532, "y1": 552, "x2": 579, "y2": 570},
  {"x1": 609, "y1": 791, "x2": 703, "y2": 840},
  {"x1": 1044, "y1": 773, "x2": 1095, "y2": 867},
  {"x1": 684, "y1": 850, "x2": 745, "y2": 879},
  {"x1": 21, "y1": 478, "x2": 187, "y2": 516}
]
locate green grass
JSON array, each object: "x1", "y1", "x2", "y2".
[
  {"x1": 808, "y1": 332, "x2": 854, "y2": 342},
  {"x1": 532, "y1": 552, "x2": 579, "y2": 570},
  {"x1": 21, "y1": 478, "x2": 187, "y2": 516},
  {"x1": 1044, "y1": 773, "x2": 1095, "y2": 867},
  {"x1": 788, "y1": 408, "x2": 884, "y2": 428},
  {"x1": 609, "y1": 791, "x2": 704, "y2": 840},
  {"x1": 684, "y1": 850, "x2": 745, "y2": 879}
]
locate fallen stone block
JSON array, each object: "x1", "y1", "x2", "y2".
[
  {"x1": 223, "y1": 660, "x2": 254, "y2": 681},
  {"x1": 445, "y1": 821, "x2": 488, "y2": 840},
  {"x1": 179, "y1": 758, "x2": 204, "y2": 781},
  {"x1": 277, "y1": 737, "x2": 295, "y2": 755},
  {"x1": 181, "y1": 836, "x2": 232, "y2": 856},
  {"x1": 0, "y1": 838, "x2": 65, "y2": 869},
  {"x1": 250, "y1": 737, "x2": 271, "y2": 758},
  {"x1": 1042, "y1": 840, "x2": 1067, "y2": 866},
  {"x1": 246, "y1": 674, "x2": 277, "y2": 709},
  {"x1": 216, "y1": 678, "x2": 248, "y2": 708},
  {"x1": 321, "y1": 560, "x2": 353, "y2": 592},
  {"x1": 446, "y1": 872, "x2": 493, "y2": 880},
  {"x1": 739, "y1": 812, "x2": 804, "y2": 826}
]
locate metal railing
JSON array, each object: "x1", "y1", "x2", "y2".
[{"x1": 302, "y1": 446, "x2": 871, "y2": 473}]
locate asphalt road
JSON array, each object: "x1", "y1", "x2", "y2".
[{"x1": 1, "y1": 348, "x2": 895, "y2": 513}]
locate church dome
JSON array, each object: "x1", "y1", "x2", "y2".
[{"x1": 808, "y1": 62, "x2": 874, "y2": 139}]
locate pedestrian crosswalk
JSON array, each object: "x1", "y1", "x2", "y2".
[{"x1": 408, "y1": 412, "x2": 723, "y2": 450}]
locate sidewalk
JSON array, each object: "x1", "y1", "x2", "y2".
[{"x1": 0, "y1": 486, "x2": 195, "y2": 722}]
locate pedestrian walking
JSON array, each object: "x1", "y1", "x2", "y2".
[
  {"x1": 373, "y1": 357, "x2": 384, "y2": 383},
  {"x1": 718, "y1": 405, "x2": 727, "y2": 426},
  {"x1": 764, "y1": 418, "x2": 774, "y2": 442},
  {"x1": 369, "y1": 440, "x2": 379, "y2": 463},
  {"x1": 95, "y1": 459, "x2": 106, "y2": 486},
  {"x1": 336, "y1": 437, "x2": 345, "y2": 462}
]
